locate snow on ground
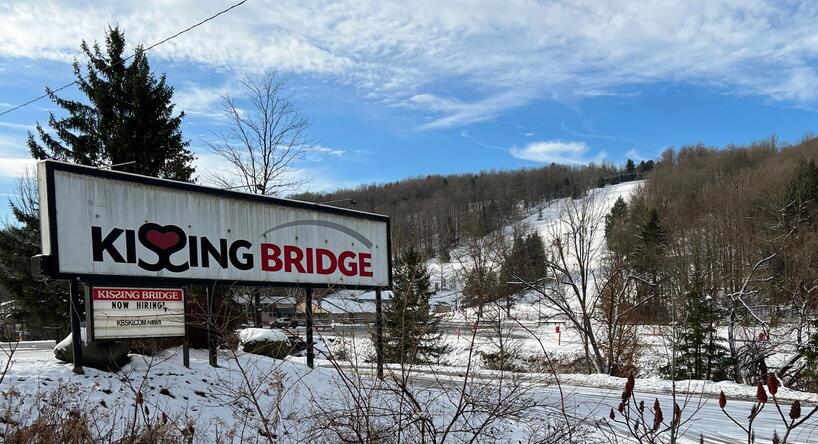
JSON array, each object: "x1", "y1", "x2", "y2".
[
  {"x1": 317, "y1": 181, "x2": 644, "y2": 325},
  {"x1": 427, "y1": 180, "x2": 644, "y2": 320},
  {"x1": 0, "y1": 346, "x2": 561, "y2": 443},
  {"x1": 54, "y1": 330, "x2": 86, "y2": 353},
  {"x1": 319, "y1": 289, "x2": 393, "y2": 315},
  {"x1": 238, "y1": 328, "x2": 290, "y2": 344},
  {"x1": 320, "y1": 321, "x2": 818, "y2": 404}
]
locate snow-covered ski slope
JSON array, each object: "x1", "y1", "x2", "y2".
[
  {"x1": 522, "y1": 180, "x2": 642, "y2": 252},
  {"x1": 429, "y1": 180, "x2": 643, "y2": 305}
]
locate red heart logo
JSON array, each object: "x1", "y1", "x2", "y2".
[{"x1": 146, "y1": 230, "x2": 181, "y2": 250}]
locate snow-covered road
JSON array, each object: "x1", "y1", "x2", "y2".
[
  {"x1": 538, "y1": 384, "x2": 816, "y2": 443},
  {"x1": 344, "y1": 362, "x2": 818, "y2": 443}
]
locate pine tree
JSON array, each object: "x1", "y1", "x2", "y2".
[
  {"x1": 625, "y1": 159, "x2": 636, "y2": 174},
  {"x1": 462, "y1": 266, "x2": 499, "y2": 310},
  {"x1": 523, "y1": 232, "x2": 546, "y2": 281},
  {"x1": 636, "y1": 207, "x2": 666, "y2": 273},
  {"x1": 605, "y1": 196, "x2": 632, "y2": 255},
  {"x1": 0, "y1": 179, "x2": 67, "y2": 338},
  {"x1": 379, "y1": 247, "x2": 448, "y2": 364},
  {"x1": 663, "y1": 280, "x2": 732, "y2": 381},
  {"x1": 28, "y1": 27, "x2": 194, "y2": 179},
  {"x1": 498, "y1": 234, "x2": 527, "y2": 305},
  {"x1": 0, "y1": 27, "x2": 195, "y2": 338}
]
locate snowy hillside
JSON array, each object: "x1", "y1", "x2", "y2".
[
  {"x1": 428, "y1": 180, "x2": 643, "y2": 311},
  {"x1": 322, "y1": 180, "x2": 643, "y2": 314}
]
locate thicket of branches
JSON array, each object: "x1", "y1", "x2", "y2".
[
  {"x1": 614, "y1": 137, "x2": 818, "y2": 387},
  {"x1": 293, "y1": 163, "x2": 625, "y2": 258}
]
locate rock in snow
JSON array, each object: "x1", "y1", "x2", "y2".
[
  {"x1": 238, "y1": 328, "x2": 291, "y2": 359},
  {"x1": 54, "y1": 332, "x2": 130, "y2": 371}
]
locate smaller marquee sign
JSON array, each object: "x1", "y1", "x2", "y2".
[{"x1": 88, "y1": 286, "x2": 185, "y2": 340}]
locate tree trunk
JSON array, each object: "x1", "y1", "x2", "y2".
[{"x1": 254, "y1": 292, "x2": 261, "y2": 327}]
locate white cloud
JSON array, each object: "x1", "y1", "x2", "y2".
[
  {"x1": 312, "y1": 145, "x2": 346, "y2": 157},
  {"x1": 625, "y1": 148, "x2": 646, "y2": 161},
  {"x1": 174, "y1": 83, "x2": 230, "y2": 118},
  {"x1": 0, "y1": 121, "x2": 34, "y2": 131},
  {"x1": 5, "y1": 1, "x2": 818, "y2": 126},
  {"x1": 0, "y1": 157, "x2": 36, "y2": 178},
  {"x1": 193, "y1": 149, "x2": 352, "y2": 195},
  {"x1": 411, "y1": 91, "x2": 530, "y2": 128},
  {"x1": 510, "y1": 140, "x2": 604, "y2": 165}
]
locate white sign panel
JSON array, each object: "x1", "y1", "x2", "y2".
[
  {"x1": 37, "y1": 161, "x2": 391, "y2": 288},
  {"x1": 90, "y1": 287, "x2": 185, "y2": 340}
]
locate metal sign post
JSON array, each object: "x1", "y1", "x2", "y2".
[
  {"x1": 375, "y1": 289, "x2": 384, "y2": 379},
  {"x1": 183, "y1": 286, "x2": 190, "y2": 368},
  {"x1": 69, "y1": 279, "x2": 84, "y2": 374},
  {"x1": 207, "y1": 286, "x2": 217, "y2": 367},
  {"x1": 305, "y1": 287, "x2": 314, "y2": 369}
]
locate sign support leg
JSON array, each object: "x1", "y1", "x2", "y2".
[
  {"x1": 305, "y1": 287, "x2": 314, "y2": 369},
  {"x1": 183, "y1": 288, "x2": 190, "y2": 368},
  {"x1": 207, "y1": 286, "x2": 217, "y2": 367},
  {"x1": 69, "y1": 279, "x2": 84, "y2": 374},
  {"x1": 375, "y1": 289, "x2": 384, "y2": 380}
]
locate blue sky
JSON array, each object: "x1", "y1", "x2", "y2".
[{"x1": 4, "y1": 1, "x2": 818, "y2": 221}]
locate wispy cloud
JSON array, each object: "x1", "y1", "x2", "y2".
[
  {"x1": 459, "y1": 128, "x2": 506, "y2": 151},
  {"x1": 312, "y1": 145, "x2": 346, "y2": 157},
  {"x1": 560, "y1": 121, "x2": 631, "y2": 141},
  {"x1": 0, "y1": 121, "x2": 34, "y2": 131},
  {"x1": 0, "y1": 157, "x2": 36, "y2": 178},
  {"x1": 174, "y1": 83, "x2": 232, "y2": 119},
  {"x1": 412, "y1": 91, "x2": 530, "y2": 129},
  {"x1": 5, "y1": 1, "x2": 818, "y2": 126},
  {"x1": 510, "y1": 140, "x2": 604, "y2": 165},
  {"x1": 625, "y1": 148, "x2": 646, "y2": 161}
]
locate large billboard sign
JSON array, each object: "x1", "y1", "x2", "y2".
[
  {"x1": 36, "y1": 161, "x2": 391, "y2": 289},
  {"x1": 88, "y1": 286, "x2": 185, "y2": 340}
]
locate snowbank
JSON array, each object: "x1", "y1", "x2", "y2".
[
  {"x1": 54, "y1": 330, "x2": 86, "y2": 353},
  {"x1": 1, "y1": 347, "x2": 560, "y2": 442},
  {"x1": 237, "y1": 327, "x2": 289, "y2": 344}
]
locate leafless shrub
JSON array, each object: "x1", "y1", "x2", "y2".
[
  {"x1": 600, "y1": 374, "x2": 705, "y2": 444},
  {"x1": 1, "y1": 381, "x2": 200, "y2": 443},
  {"x1": 718, "y1": 373, "x2": 818, "y2": 444}
]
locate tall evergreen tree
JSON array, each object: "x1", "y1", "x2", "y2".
[
  {"x1": 636, "y1": 207, "x2": 666, "y2": 273},
  {"x1": 0, "y1": 27, "x2": 195, "y2": 338},
  {"x1": 28, "y1": 27, "x2": 195, "y2": 179},
  {"x1": 462, "y1": 266, "x2": 499, "y2": 310},
  {"x1": 498, "y1": 234, "x2": 527, "y2": 310},
  {"x1": 663, "y1": 279, "x2": 732, "y2": 381},
  {"x1": 523, "y1": 232, "x2": 547, "y2": 281},
  {"x1": 605, "y1": 196, "x2": 632, "y2": 256},
  {"x1": 0, "y1": 178, "x2": 67, "y2": 338},
  {"x1": 379, "y1": 247, "x2": 448, "y2": 364}
]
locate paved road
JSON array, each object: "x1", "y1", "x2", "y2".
[
  {"x1": 324, "y1": 322, "x2": 533, "y2": 340},
  {"x1": 9, "y1": 340, "x2": 55, "y2": 352},
  {"x1": 537, "y1": 384, "x2": 816, "y2": 443}
]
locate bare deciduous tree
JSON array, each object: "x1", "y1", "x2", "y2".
[{"x1": 207, "y1": 71, "x2": 313, "y2": 196}]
